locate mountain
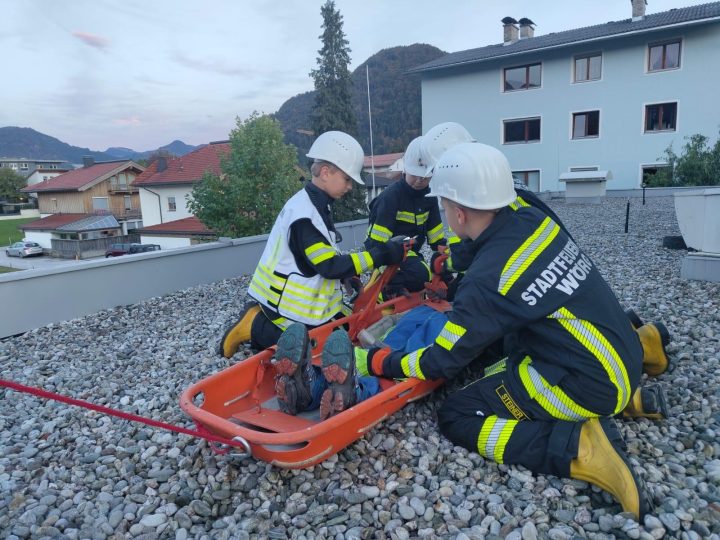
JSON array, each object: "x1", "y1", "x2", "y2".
[
  {"x1": 274, "y1": 43, "x2": 446, "y2": 161},
  {"x1": 0, "y1": 126, "x2": 199, "y2": 163},
  {"x1": 0, "y1": 127, "x2": 116, "y2": 162}
]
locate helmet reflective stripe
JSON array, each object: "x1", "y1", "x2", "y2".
[
  {"x1": 403, "y1": 136, "x2": 432, "y2": 177},
  {"x1": 306, "y1": 130, "x2": 365, "y2": 184},
  {"x1": 421, "y1": 122, "x2": 475, "y2": 171},
  {"x1": 426, "y1": 142, "x2": 516, "y2": 210}
]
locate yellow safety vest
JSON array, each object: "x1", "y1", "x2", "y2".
[{"x1": 248, "y1": 189, "x2": 343, "y2": 326}]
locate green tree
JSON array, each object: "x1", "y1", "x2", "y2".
[
  {"x1": 187, "y1": 113, "x2": 300, "y2": 238},
  {"x1": 310, "y1": 0, "x2": 366, "y2": 222},
  {"x1": 0, "y1": 169, "x2": 27, "y2": 202},
  {"x1": 645, "y1": 130, "x2": 720, "y2": 187}
]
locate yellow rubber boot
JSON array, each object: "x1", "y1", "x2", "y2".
[
  {"x1": 570, "y1": 418, "x2": 648, "y2": 520},
  {"x1": 219, "y1": 304, "x2": 261, "y2": 358},
  {"x1": 637, "y1": 323, "x2": 671, "y2": 377},
  {"x1": 622, "y1": 384, "x2": 668, "y2": 420}
]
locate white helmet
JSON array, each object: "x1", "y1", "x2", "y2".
[
  {"x1": 427, "y1": 142, "x2": 516, "y2": 210},
  {"x1": 403, "y1": 136, "x2": 432, "y2": 177},
  {"x1": 306, "y1": 131, "x2": 365, "y2": 184},
  {"x1": 421, "y1": 122, "x2": 475, "y2": 171}
]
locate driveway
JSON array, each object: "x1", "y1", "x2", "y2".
[{"x1": 0, "y1": 247, "x2": 97, "y2": 271}]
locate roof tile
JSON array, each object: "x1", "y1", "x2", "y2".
[
  {"x1": 22, "y1": 161, "x2": 141, "y2": 192},
  {"x1": 132, "y1": 143, "x2": 230, "y2": 187}
]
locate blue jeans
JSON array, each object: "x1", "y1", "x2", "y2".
[{"x1": 307, "y1": 367, "x2": 380, "y2": 410}]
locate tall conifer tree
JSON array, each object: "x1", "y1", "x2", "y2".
[{"x1": 310, "y1": 0, "x2": 366, "y2": 221}]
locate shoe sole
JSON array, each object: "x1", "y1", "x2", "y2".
[
  {"x1": 274, "y1": 323, "x2": 310, "y2": 415},
  {"x1": 655, "y1": 322, "x2": 671, "y2": 347},
  {"x1": 320, "y1": 330, "x2": 355, "y2": 420},
  {"x1": 642, "y1": 384, "x2": 668, "y2": 419}
]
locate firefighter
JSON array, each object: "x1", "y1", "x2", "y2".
[
  {"x1": 219, "y1": 131, "x2": 406, "y2": 356},
  {"x1": 355, "y1": 142, "x2": 650, "y2": 518},
  {"x1": 423, "y1": 122, "x2": 671, "y2": 379},
  {"x1": 363, "y1": 135, "x2": 446, "y2": 297}
]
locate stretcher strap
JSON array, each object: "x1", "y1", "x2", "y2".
[{"x1": 0, "y1": 378, "x2": 244, "y2": 451}]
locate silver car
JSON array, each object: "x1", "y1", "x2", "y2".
[{"x1": 6, "y1": 241, "x2": 43, "y2": 258}]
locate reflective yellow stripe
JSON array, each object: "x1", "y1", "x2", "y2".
[
  {"x1": 484, "y1": 359, "x2": 507, "y2": 377},
  {"x1": 270, "y1": 315, "x2": 292, "y2": 331},
  {"x1": 427, "y1": 223, "x2": 444, "y2": 244},
  {"x1": 477, "y1": 416, "x2": 517, "y2": 464},
  {"x1": 499, "y1": 217, "x2": 560, "y2": 296},
  {"x1": 350, "y1": 251, "x2": 374, "y2": 274},
  {"x1": 518, "y1": 358, "x2": 595, "y2": 420},
  {"x1": 416, "y1": 211, "x2": 429, "y2": 225},
  {"x1": 549, "y1": 308, "x2": 631, "y2": 413},
  {"x1": 305, "y1": 242, "x2": 336, "y2": 265},
  {"x1": 278, "y1": 291, "x2": 342, "y2": 320},
  {"x1": 509, "y1": 196, "x2": 531, "y2": 211},
  {"x1": 396, "y1": 210, "x2": 415, "y2": 223},
  {"x1": 400, "y1": 348, "x2": 428, "y2": 379},
  {"x1": 435, "y1": 321, "x2": 467, "y2": 351},
  {"x1": 369, "y1": 223, "x2": 392, "y2": 242}
]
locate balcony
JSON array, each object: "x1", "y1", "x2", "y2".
[{"x1": 108, "y1": 183, "x2": 138, "y2": 193}]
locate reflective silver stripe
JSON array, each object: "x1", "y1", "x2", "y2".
[
  {"x1": 525, "y1": 364, "x2": 585, "y2": 420},
  {"x1": 549, "y1": 310, "x2": 630, "y2": 406},
  {"x1": 498, "y1": 218, "x2": 558, "y2": 295},
  {"x1": 369, "y1": 224, "x2": 392, "y2": 242},
  {"x1": 403, "y1": 349, "x2": 424, "y2": 378},
  {"x1": 396, "y1": 211, "x2": 415, "y2": 223},
  {"x1": 484, "y1": 418, "x2": 509, "y2": 459}
]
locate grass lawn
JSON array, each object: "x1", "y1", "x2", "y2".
[
  {"x1": 0, "y1": 265, "x2": 21, "y2": 274},
  {"x1": 0, "y1": 217, "x2": 38, "y2": 246}
]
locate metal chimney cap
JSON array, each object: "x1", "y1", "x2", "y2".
[{"x1": 501, "y1": 16, "x2": 518, "y2": 24}]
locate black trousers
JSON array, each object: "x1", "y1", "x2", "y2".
[
  {"x1": 436, "y1": 357, "x2": 605, "y2": 478},
  {"x1": 249, "y1": 305, "x2": 349, "y2": 351}
]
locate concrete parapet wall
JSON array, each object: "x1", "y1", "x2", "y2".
[{"x1": 0, "y1": 219, "x2": 369, "y2": 339}]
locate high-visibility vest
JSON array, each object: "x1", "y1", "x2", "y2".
[{"x1": 248, "y1": 189, "x2": 343, "y2": 326}]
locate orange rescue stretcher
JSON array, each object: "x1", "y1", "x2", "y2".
[{"x1": 179, "y1": 263, "x2": 450, "y2": 469}]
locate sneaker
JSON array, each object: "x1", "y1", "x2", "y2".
[
  {"x1": 274, "y1": 323, "x2": 313, "y2": 415},
  {"x1": 319, "y1": 329, "x2": 357, "y2": 420}
]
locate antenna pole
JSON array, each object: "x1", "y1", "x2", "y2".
[{"x1": 366, "y1": 64, "x2": 376, "y2": 199}]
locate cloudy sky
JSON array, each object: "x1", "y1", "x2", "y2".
[{"x1": 1, "y1": 0, "x2": 707, "y2": 152}]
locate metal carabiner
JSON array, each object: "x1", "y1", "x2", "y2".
[{"x1": 227, "y1": 436, "x2": 252, "y2": 459}]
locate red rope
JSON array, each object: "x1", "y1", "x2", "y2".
[{"x1": 0, "y1": 378, "x2": 243, "y2": 450}]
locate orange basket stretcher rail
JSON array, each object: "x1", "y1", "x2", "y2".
[{"x1": 179, "y1": 252, "x2": 450, "y2": 469}]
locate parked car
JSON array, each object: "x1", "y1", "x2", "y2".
[
  {"x1": 5, "y1": 241, "x2": 43, "y2": 258},
  {"x1": 105, "y1": 243, "x2": 161, "y2": 257}
]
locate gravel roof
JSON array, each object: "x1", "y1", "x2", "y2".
[{"x1": 2, "y1": 196, "x2": 719, "y2": 539}]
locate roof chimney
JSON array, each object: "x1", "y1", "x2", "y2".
[
  {"x1": 82, "y1": 156, "x2": 94, "y2": 168},
  {"x1": 502, "y1": 17, "x2": 519, "y2": 45},
  {"x1": 157, "y1": 156, "x2": 167, "y2": 172},
  {"x1": 518, "y1": 18, "x2": 536, "y2": 39},
  {"x1": 631, "y1": 0, "x2": 647, "y2": 20}
]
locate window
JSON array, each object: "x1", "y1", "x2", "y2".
[
  {"x1": 572, "y1": 111, "x2": 600, "y2": 139},
  {"x1": 645, "y1": 102, "x2": 677, "y2": 132},
  {"x1": 504, "y1": 118, "x2": 541, "y2": 144},
  {"x1": 642, "y1": 164, "x2": 671, "y2": 185},
  {"x1": 168, "y1": 196, "x2": 177, "y2": 212},
  {"x1": 124, "y1": 196, "x2": 132, "y2": 210},
  {"x1": 570, "y1": 167, "x2": 599, "y2": 172},
  {"x1": 92, "y1": 197, "x2": 109, "y2": 211},
  {"x1": 504, "y1": 63, "x2": 541, "y2": 91},
  {"x1": 513, "y1": 170, "x2": 540, "y2": 192},
  {"x1": 648, "y1": 41, "x2": 681, "y2": 71},
  {"x1": 574, "y1": 53, "x2": 602, "y2": 82},
  {"x1": 20, "y1": 163, "x2": 29, "y2": 170}
]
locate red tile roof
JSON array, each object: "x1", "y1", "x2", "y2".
[
  {"x1": 21, "y1": 213, "x2": 90, "y2": 230},
  {"x1": 363, "y1": 152, "x2": 403, "y2": 168},
  {"x1": 132, "y1": 142, "x2": 230, "y2": 187},
  {"x1": 22, "y1": 161, "x2": 142, "y2": 193},
  {"x1": 137, "y1": 216, "x2": 214, "y2": 236}
]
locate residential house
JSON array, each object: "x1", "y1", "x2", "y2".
[
  {"x1": 131, "y1": 141, "x2": 229, "y2": 248},
  {"x1": 363, "y1": 152, "x2": 403, "y2": 200},
  {"x1": 26, "y1": 164, "x2": 74, "y2": 188},
  {"x1": 19, "y1": 158, "x2": 145, "y2": 255},
  {"x1": 0, "y1": 158, "x2": 72, "y2": 179},
  {"x1": 20, "y1": 213, "x2": 124, "y2": 258},
  {"x1": 138, "y1": 216, "x2": 215, "y2": 249},
  {"x1": 411, "y1": 1, "x2": 720, "y2": 192}
]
